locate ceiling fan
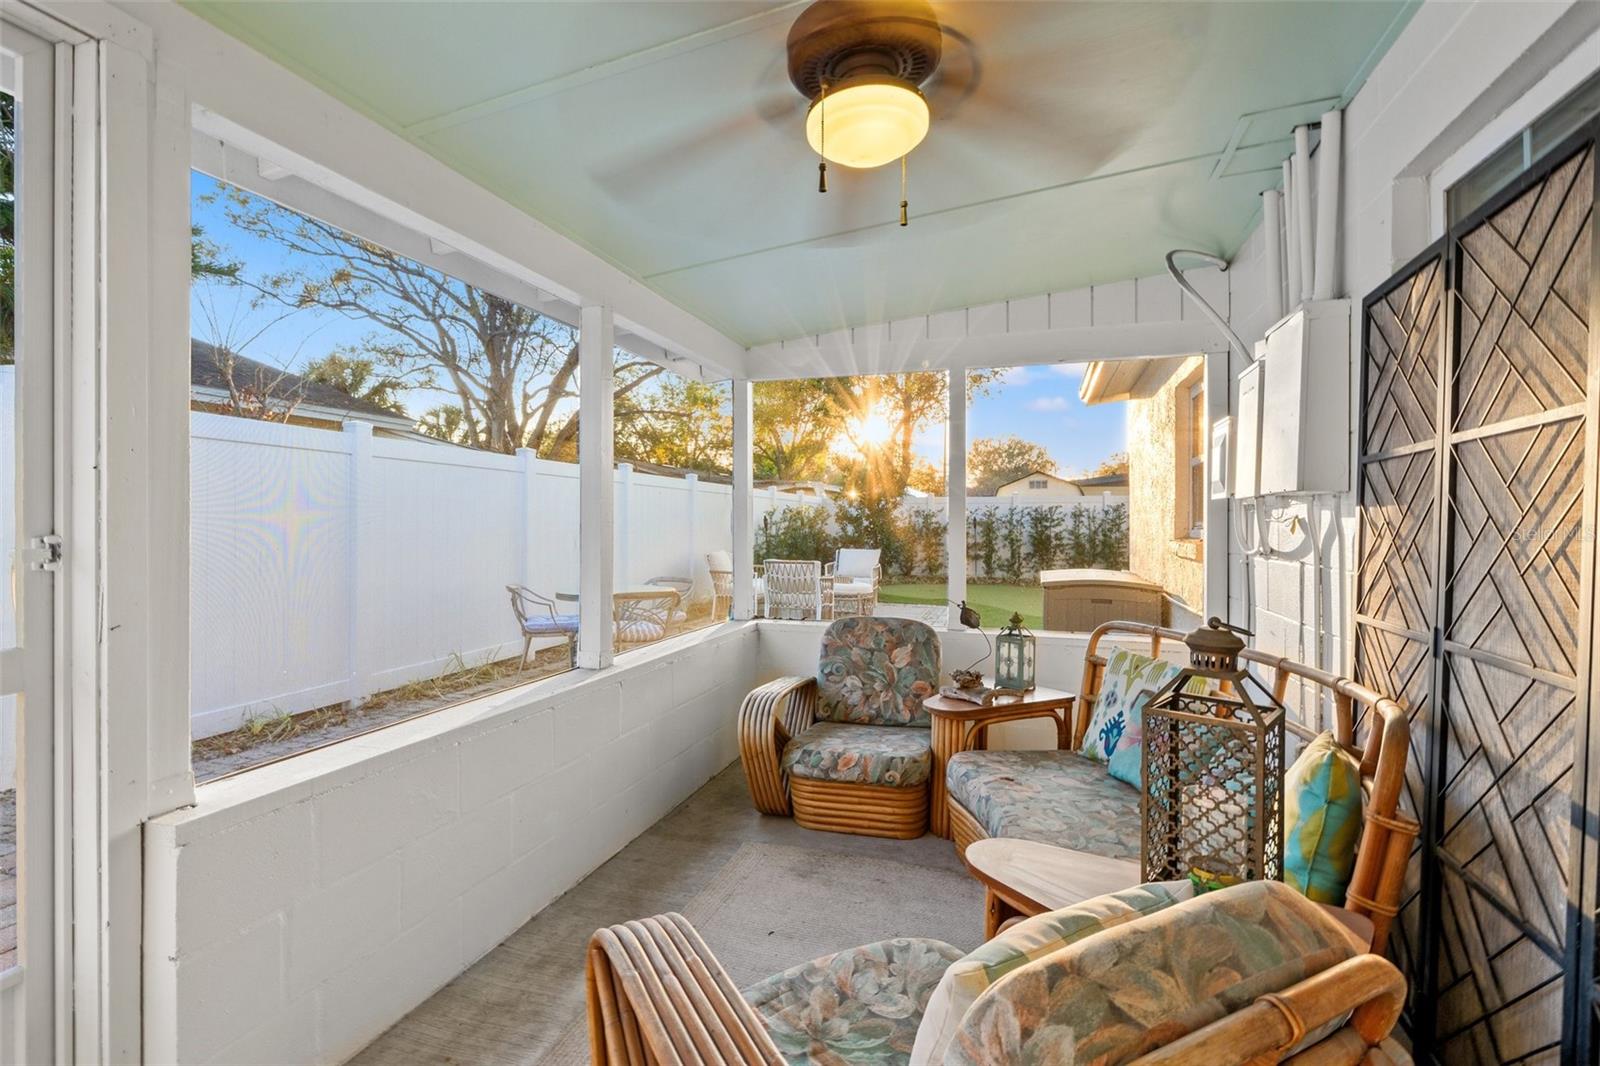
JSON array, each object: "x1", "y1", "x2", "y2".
[{"x1": 785, "y1": 0, "x2": 946, "y2": 224}]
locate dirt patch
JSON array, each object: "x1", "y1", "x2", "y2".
[{"x1": 193, "y1": 646, "x2": 572, "y2": 783}]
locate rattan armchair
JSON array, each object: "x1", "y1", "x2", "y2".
[{"x1": 740, "y1": 616, "x2": 939, "y2": 838}]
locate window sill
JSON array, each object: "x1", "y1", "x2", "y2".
[
  {"x1": 1170, "y1": 538, "x2": 1204, "y2": 562},
  {"x1": 167, "y1": 620, "x2": 758, "y2": 833}
]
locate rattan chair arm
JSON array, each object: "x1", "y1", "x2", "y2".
[
  {"x1": 737, "y1": 676, "x2": 818, "y2": 816},
  {"x1": 586, "y1": 913, "x2": 784, "y2": 1066},
  {"x1": 1130, "y1": 953, "x2": 1406, "y2": 1065}
]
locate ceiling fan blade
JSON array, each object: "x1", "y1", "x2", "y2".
[{"x1": 590, "y1": 91, "x2": 801, "y2": 201}]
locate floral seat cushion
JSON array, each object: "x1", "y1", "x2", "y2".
[
  {"x1": 948, "y1": 880, "x2": 1363, "y2": 1065},
  {"x1": 816, "y1": 617, "x2": 940, "y2": 727},
  {"x1": 783, "y1": 723, "x2": 933, "y2": 788},
  {"x1": 946, "y1": 749, "x2": 1141, "y2": 859},
  {"x1": 742, "y1": 936, "x2": 963, "y2": 1066}
]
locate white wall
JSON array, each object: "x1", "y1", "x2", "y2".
[
  {"x1": 145, "y1": 623, "x2": 757, "y2": 1065},
  {"x1": 1221, "y1": 0, "x2": 1600, "y2": 727},
  {"x1": 0, "y1": 367, "x2": 13, "y2": 791}
]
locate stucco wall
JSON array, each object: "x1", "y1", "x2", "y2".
[{"x1": 1126, "y1": 356, "x2": 1206, "y2": 617}]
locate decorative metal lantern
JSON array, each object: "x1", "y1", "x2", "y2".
[
  {"x1": 994, "y1": 612, "x2": 1036, "y2": 692},
  {"x1": 1140, "y1": 617, "x2": 1286, "y2": 886}
]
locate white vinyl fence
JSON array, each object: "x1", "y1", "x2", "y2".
[{"x1": 189, "y1": 414, "x2": 815, "y2": 739}]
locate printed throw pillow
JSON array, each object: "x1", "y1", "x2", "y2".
[
  {"x1": 1105, "y1": 669, "x2": 1213, "y2": 788},
  {"x1": 1283, "y1": 731, "x2": 1365, "y2": 904},
  {"x1": 1080, "y1": 648, "x2": 1207, "y2": 764},
  {"x1": 908, "y1": 879, "x2": 1194, "y2": 1065}
]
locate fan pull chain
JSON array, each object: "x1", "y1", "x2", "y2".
[
  {"x1": 817, "y1": 85, "x2": 828, "y2": 194},
  {"x1": 899, "y1": 155, "x2": 909, "y2": 226}
]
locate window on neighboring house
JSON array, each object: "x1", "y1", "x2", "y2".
[
  {"x1": 1028, "y1": 478, "x2": 1048, "y2": 489},
  {"x1": 188, "y1": 168, "x2": 591, "y2": 782},
  {"x1": 1186, "y1": 380, "x2": 1206, "y2": 539}
]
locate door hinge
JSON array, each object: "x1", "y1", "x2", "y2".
[{"x1": 21, "y1": 534, "x2": 62, "y2": 572}]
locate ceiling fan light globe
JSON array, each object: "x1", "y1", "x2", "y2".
[{"x1": 805, "y1": 81, "x2": 928, "y2": 169}]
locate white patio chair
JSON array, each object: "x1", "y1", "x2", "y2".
[
  {"x1": 706, "y1": 550, "x2": 763, "y2": 619},
  {"x1": 826, "y1": 548, "x2": 882, "y2": 617},
  {"x1": 613, "y1": 589, "x2": 682, "y2": 649},
  {"x1": 506, "y1": 585, "x2": 579, "y2": 669},
  {"x1": 762, "y1": 559, "x2": 825, "y2": 620}
]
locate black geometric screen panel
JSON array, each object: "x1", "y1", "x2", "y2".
[{"x1": 1357, "y1": 131, "x2": 1596, "y2": 1065}]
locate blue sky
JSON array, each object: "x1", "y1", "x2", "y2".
[
  {"x1": 966, "y1": 365, "x2": 1126, "y2": 478},
  {"x1": 193, "y1": 171, "x2": 1125, "y2": 475}
]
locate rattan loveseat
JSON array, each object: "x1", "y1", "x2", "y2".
[{"x1": 944, "y1": 620, "x2": 1418, "y2": 953}]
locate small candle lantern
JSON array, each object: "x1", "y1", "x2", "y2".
[
  {"x1": 1141, "y1": 617, "x2": 1286, "y2": 885},
  {"x1": 994, "y1": 612, "x2": 1036, "y2": 692}
]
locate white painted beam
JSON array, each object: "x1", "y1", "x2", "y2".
[
  {"x1": 744, "y1": 272, "x2": 1231, "y2": 380},
  {"x1": 731, "y1": 381, "x2": 754, "y2": 621},
  {"x1": 578, "y1": 306, "x2": 615, "y2": 669},
  {"x1": 747, "y1": 319, "x2": 1226, "y2": 381},
  {"x1": 945, "y1": 370, "x2": 967, "y2": 631}
]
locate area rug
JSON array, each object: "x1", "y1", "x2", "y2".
[{"x1": 540, "y1": 840, "x2": 984, "y2": 1063}]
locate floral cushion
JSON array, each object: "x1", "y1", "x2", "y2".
[
  {"x1": 816, "y1": 617, "x2": 940, "y2": 727},
  {"x1": 783, "y1": 723, "x2": 932, "y2": 788},
  {"x1": 948, "y1": 880, "x2": 1362, "y2": 1065},
  {"x1": 1080, "y1": 647, "x2": 1193, "y2": 762},
  {"x1": 911, "y1": 880, "x2": 1194, "y2": 1064},
  {"x1": 946, "y1": 749, "x2": 1141, "y2": 859},
  {"x1": 742, "y1": 936, "x2": 963, "y2": 1066}
]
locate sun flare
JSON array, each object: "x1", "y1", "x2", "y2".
[{"x1": 838, "y1": 402, "x2": 895, "y2": 454}]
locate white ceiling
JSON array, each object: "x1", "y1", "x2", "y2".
[{"x1": 183, "y1": 1, "x2": 1417, "y2": 347}]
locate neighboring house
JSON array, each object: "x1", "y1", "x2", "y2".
[
  {"x1": 992, "y1": 469, "x2": 1130, "y2": 498},
  {"x1": 995, "y1": 469, "x2": 1080, "y2": 496},
  {"x1": 1079, "y1": 354, "x2": 1206, "y2": 627},
  {"x1": 190, "y1": 338, "x2": 430, "y2": 441}
]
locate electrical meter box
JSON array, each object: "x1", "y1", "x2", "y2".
[
  {"x1": 1234, "y1": 300, "x2": 1351, "y2": 497},
  {"x1": 1234, "y1": 352, "x2": 1265, "y2": 498}
]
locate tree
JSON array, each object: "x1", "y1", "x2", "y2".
[
  {"x1": 822, "y1": 371, "x2": 999, "y2": 501},
  {"x1": 613, "y1": 374, "x2": 731, "y2": 474},
  {"x1": 301, "y1": 351, "x2": 409, "y2": 415},
  {"x1": 753, "y1": 378, "x2": 842, "y2": 483},
  {"x1": 1087, "y1": 451, "x2": 1129, "y2": 478},
  {"x1": 214, "y1": 183, "x2": 661, "y2": 455},
  {"x1": 968, "y1": 435, "x2": 1058, "y2": 495}
]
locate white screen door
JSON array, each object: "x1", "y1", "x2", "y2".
[{"x1": 0, "y1": 18, "x2": 60, "y2": 1066}]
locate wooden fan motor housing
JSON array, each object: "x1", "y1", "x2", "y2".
[{"x1": 786, "y1": 0, "x2": 942, "y2": 99}]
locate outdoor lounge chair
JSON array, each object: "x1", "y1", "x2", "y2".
[
  {"x1": 706, "y1": 550, "x2": 763, "y2": 619},
  {"x1": 585, "y1": 879, "x2": 1408, "y2": 1065},
  {"x1": 739, "y1": 616, "x2": 938, "y2": 838},
  {"x1": 613, "y1": 588, "x2": 683, "y2": 648},
  {"x1": 506, "y1": 584, "x2": 579, "y2": 669},
  {"x1": 825, "y1": 547, "x2": 881, "y2": 617}
]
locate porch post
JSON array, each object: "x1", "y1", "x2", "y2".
[
  {"x1": 946, "y1": 369, "x2": 967, "y2": 630},
  {"x1": 578, "y1": 304, "x2": 615, "y2": 669},
  {"x1": 732, "y1": 378, "x2": 755, "y2": 619}
]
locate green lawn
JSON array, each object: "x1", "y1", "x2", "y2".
[{"x1": 879, "y1": 582, "x2": 1043, "y2": 631}]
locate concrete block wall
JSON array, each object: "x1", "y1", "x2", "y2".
[{"x1": 145, "y1": 623, "x2": 757, "y2": 1065}]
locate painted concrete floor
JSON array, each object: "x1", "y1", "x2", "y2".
[{"x1": 346, "y1": 763, "x2": 973, "y2": 1065}]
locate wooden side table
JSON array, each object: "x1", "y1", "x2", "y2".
[
  {"x1": 963, "y1": 838, "x2": 1140, "y2": 938},
  {"x1": 923, "y1": 683, "x2": 1077, "y2": 838}
]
